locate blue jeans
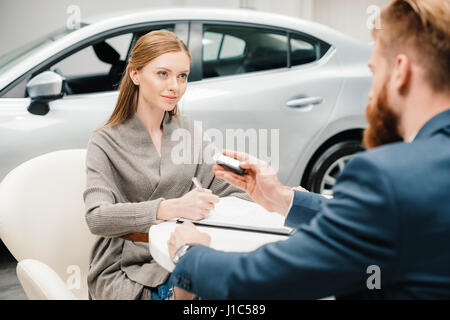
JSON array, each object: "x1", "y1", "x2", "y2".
[{"x1": 150, "y1": 282, "x2": 173, "y2": 300}]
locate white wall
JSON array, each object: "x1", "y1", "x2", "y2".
[
  {"x1": 0, "y1": 0, "x2": 179, "y2": 57},
  {"x1": 0, "y1": 0, "x2": 391, "y2": 57},
  {"x1": 313, "y1": 0, "x2": 390, "y2": 44}
]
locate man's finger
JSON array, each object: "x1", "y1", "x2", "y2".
[
  {"x1": 221, "y1": 149, "x2": 249, "y2": 162},
  {"x1": 213, "y1": 164, "x2": 228, "y2": 172},
  {"x1": 239, "y1": 161, "x2": 261, "y2": 173},
  {"x1": 216, "y1": 171, "x2": 247, "y2": 190},
  {"x1": 221, "y1": 169, "x2": 248, "y2": 184},
  {"x1": 214, "y1": 166, "x2": 248, "y2": 182}
]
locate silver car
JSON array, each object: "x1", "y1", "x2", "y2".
[{"x1": 0, "y1": 7, "x2": 371, "y2": 196}]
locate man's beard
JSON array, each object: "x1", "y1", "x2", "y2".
[{"x1": 363, "y1": 83, "x2": 403, "y2": 150}]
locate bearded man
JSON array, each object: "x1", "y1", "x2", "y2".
[{"x1": 167, "y1": 0, "x2": 450, "y2": 299}]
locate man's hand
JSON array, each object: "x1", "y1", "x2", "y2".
[
  {"x1": 168, "y1": 222, "x2": 211, "y2": 261},
  {"x1": 167, "y1": 222, "x2": 210, "y2": 300},
  {"x1": 213, "y1": 150, "x2": 294, "y2": 216}
]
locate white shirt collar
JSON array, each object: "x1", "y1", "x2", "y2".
[{"x1": 407, "y1": 132, "x2": 418, "y2": 143}]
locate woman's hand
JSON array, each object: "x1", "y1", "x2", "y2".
[
  {"x1": 156, "y1": 188, "x2": 219, "y2": 221},
  {"x1": 177, "y1": 188, "x2": 219, "y2": 220}
]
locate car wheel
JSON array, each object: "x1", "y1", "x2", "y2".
[{"x1": 304, "y1": 140, "x2": 364, "y2": 197}]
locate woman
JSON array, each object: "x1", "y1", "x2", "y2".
[{"x1": 83, "y1": 30, "x2": 249, "y2": 300}]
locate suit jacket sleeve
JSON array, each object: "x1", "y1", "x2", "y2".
[
  {"x1": 284, "y1": 190, "x2": 326, "y2": 228},
  {"x1": 169, "y1": 154, "x2": 399, "y2": 299}
]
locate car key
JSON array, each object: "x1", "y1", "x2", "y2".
[{"x1": 215, "y1": 154, "x2": 246, "y2": 175}]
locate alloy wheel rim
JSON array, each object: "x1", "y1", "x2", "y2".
[{"x1": 319, "y1": 155, "x2": 354, "y2": 197}]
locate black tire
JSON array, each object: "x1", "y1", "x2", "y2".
[{"x1": 304, "y1": 140, "x2": 364, "y2": 196}]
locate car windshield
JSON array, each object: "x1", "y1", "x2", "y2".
[{"x1": 0, "y1": 24, "x2": 87, "y2": 74}]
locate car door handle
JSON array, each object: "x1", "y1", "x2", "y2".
[{"x1": 286, "y1": 97, "x2": 323, "y2": 108}]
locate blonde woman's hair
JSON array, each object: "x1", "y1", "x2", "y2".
[{"x1": 102, "y1": 30, "x2": 191, "y2": 129}]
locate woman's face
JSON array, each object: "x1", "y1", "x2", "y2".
[{"x1": 131, "y1": 51, "x2": 190, "y2": 113}]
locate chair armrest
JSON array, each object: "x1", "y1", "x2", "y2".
[{"x1": 16, "y1": 259, "x2": 77, "y2": 300}]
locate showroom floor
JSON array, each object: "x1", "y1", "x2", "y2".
[{"x1": 0, "y1": 241, "x2": 27, "y2": 300}]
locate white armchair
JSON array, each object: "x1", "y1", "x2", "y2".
[{"x1": 0, "y1": 149, "x2": 95, "y2": 299}]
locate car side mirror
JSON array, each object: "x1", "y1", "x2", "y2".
[{"x1": 26, "y1": 71, "x2": 64, "y2": 115}]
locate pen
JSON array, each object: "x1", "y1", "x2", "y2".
[{"x1": 192, "y1": 177, "x2": 207, "y2": 192}]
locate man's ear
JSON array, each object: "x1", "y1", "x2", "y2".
[
  {"x1": 129, "y1": 68, "x2": 139, "y2": 85},
  {"x1": 393, "y1": 54, "x2": 411, "y2": 95}
]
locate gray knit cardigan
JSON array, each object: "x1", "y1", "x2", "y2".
[{"x1": 83, "y1": 111, "x2": 250, "y2": 299}]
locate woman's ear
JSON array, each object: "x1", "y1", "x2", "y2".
[{"x1": 129, "y1": 68, "x2": 140, "y2": 86}]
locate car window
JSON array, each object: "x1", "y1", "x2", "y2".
[
  {"x1": 203, "y1": 31, "x2": 223, "y2": 61},
  {"x1": 290, "y1": 33, "x2": 318, "y2": 67},
  {"x1": 0, "y1": 25, "x2": 87, "y2": 75},
  {"x1": 2, "y1": 25, "x2": 175, "y2": 98},
  {"x1": 203, "y1": 32, "x2": 245, "y2": 61},
  {"x1": 202, "y1": 24, "x2": 288, "y2": 79},
  {"x1": 50, "y1": 25, "x2": 174, "y2": 95},
  {"x1": 51, "y1": 33, "x2": 133, "y2": 78},
  {"x1": 45, "y1": 32, "x2": 134, "y2": 95},
  {"x1": 220, "y1": 34, "x2": 246, "y2": 59}
]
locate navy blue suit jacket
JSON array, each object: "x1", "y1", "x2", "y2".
[{"x1": 169, "y1": 110, "x2": 450, "y2": 299}]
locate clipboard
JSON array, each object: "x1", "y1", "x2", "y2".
[{"x1": 177, "y1": 218, "x2": 295, "y2": 236}]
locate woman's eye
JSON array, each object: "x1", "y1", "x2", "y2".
[
  {"x1": 179, "y1": 73, "x2": 188, "y2": 80},
  {"x1": 157, "y1": 71, "x2": 167, "y2": 77}
]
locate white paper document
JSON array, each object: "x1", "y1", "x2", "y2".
[{"x1": 178, "y1": 196, "x2": 295, "y2": 236}]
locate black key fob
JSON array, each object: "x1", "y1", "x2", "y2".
[{"x1": 215, "y1": 154, "x2": 246, "y2": 175}]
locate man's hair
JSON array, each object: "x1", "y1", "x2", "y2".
[{"x1": 378, "y1": 0, "x2": 450, "y2": 92}]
